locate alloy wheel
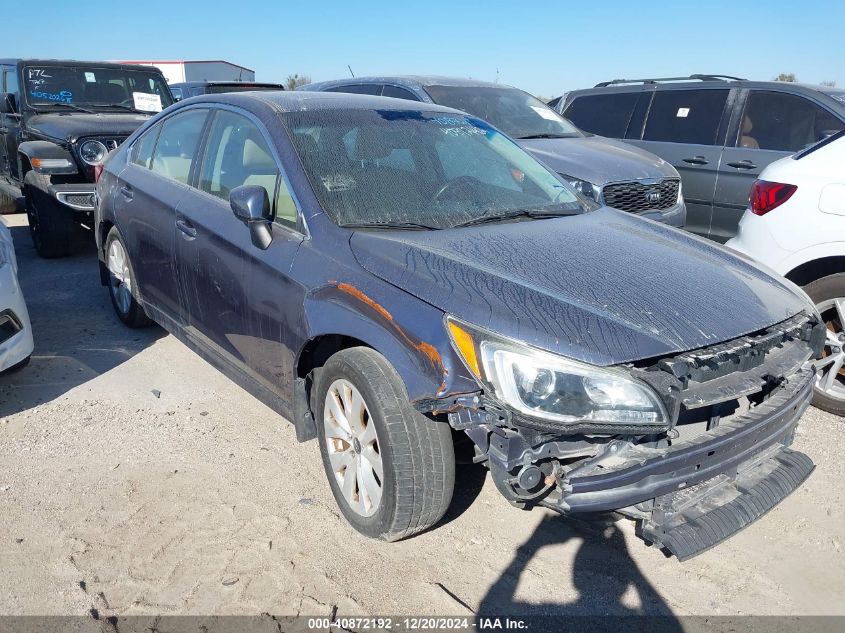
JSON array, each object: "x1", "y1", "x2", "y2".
[
  {"x1": 815, "y1": 297, "x2": 845, "y2": 401},
  {"x1": 323, "y1": 378, "x2": 384, "y2": 517},
  {"x1": 107, "y1": 240, "x2": 133, "y2": 316}
]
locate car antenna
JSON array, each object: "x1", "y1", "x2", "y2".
[{"x1": 347, "y1": 65, "x2": 355, "y2": 78}]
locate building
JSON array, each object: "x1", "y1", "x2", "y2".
[{"x1": 116, "y1": 60, "x2": 255, "y2": 85}]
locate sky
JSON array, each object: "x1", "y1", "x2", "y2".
[{"x1": 6, "y1": 1, "x2": 844, "y2": 98}]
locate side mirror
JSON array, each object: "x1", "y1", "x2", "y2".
[
  {"x1": 230, "y1": 185, "x2": 273, "y2": 249},
  {"x1": 0, "y1": 93, "x2": 16, "y2": 115}
]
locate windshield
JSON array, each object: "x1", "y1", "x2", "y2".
[
  {"x1": 423, "y1": 85, "x2": 582, "y2": 140},
  {"x1": 23, "y1": 65, "x2": 173, "y2": 113},
  {"x1": 284, "y1": 109, "x2": 584, "y2": 229}
]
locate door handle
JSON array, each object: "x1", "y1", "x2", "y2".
[
  {"x1": 175, "y1": 219, "x2": 197, "y2": 239},
  {"x1": 682, "y1": 156, "x2": 709, "y2": 165},
  {"x1": 727, "y1": 160, "x2": 757, "y2": 170},
  {"x1": 119, "y1": 185, "x2": 133, "y2": 200}
]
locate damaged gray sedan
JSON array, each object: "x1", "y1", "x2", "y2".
[{"x1": 96, "y1": 91, "x2": 823, "y2": 559}]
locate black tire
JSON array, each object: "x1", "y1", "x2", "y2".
[
  {"x1": 314, "y1": 347, "x2": 455, "y2": 541},
  {"x1": 23, "y1": 171, "x2": 80, "y2": 259},
  {"x1": 104, "y1": 228, "x2": 151, "y2": 328},
  {"x1": 804, "y1": 273, "x2": 845, "y2": 416}
]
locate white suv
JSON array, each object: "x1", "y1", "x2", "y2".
[{"x1": 728, "y1": 131, "x2": 845, "y2": 415}]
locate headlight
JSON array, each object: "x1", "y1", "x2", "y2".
[
  {"x1": 79, "y1": 140, "x2": 108, "y2": 166},
  {"x1": 559, "y1": 173, "x2": 601, "y2": 202},
  {"x1": 446, "y1": 317, "x2": 667, "y2": 430}
]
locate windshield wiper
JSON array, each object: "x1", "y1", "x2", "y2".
[
  {"x1": 35, "y1": 102, "x2": 95, "y2": 114},
  {"x1": 515, "y1": 133, "x2": 573, "y2": 140},
  {"x1": 90, "y1": 103, "x2": 150, "y2": 114},
  {"x1": 453, "y1": 209, "x2": 578, "y2": 228},
  {"x1": 340, "y1": 221, "x2": 439, "y2": 231}
]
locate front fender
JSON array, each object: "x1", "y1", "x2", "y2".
[
  {"x1": 18, "y1": 141, "x2": 78, "y2": 176},
  {"x1": 302, "y1": 279, "x2": 479, "y2": 403}
]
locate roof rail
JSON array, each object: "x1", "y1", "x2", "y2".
[{"x1": 594, "y1": 74, "x2": 747, "y2": 88}]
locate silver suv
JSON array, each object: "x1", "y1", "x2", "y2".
[
  {"x1": 555, "y1": 74, "x2": 845, "y2": 242},
  {"x1": 300, "y1": 76, "x2": 687, "y2": 227}
]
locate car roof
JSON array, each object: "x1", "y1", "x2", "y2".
[
  {"x1": 572, "y1": 77, "x2": 843, "y2": 95},
  {"x1": 0, "y1": 58, "x2": 165, "y2": 72},
  {"x1": 170, "y1": 81, "x2": 285, "y2": 88},
  {"x1": 302, "y1": 75, "x2": 513, "y2": 92},
  {"x1": 176, "y1": 89, "x2": 468, "y2": 115}
]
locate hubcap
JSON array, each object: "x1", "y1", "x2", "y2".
[
  {"x1": 323, "y1": 379, "x2": 383, "y2": 517},
  {"x1": 107, "y1": 240, "x2": 133, "y2": 316},
  {"x1": 815, "y1": 297, "x2": 845, "y2": 401}
]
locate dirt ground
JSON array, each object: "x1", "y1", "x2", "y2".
[{"x1": 1, "y1": 212, "x2": 844, "y2": 620}]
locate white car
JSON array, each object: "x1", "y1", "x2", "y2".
[
  {"x1": 728, "y1": 131, "x2": 845, "y2": 415},
  {"x1": 0, "y1": 219, "x2": 33, "y2": 374}
]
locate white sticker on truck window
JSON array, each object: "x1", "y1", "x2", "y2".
[
  {"x1": 676, "y1": 107, "x2": 690, "y2": 118},
  {"x1": 132, "y1": 92, "x2": 162, "y2": 113},
  {"x1": 85, "y1": 72, "x2": 96, "y2": 83},
  {"x1": 530, "y1": 106, "x2": 561, "y2": 121}
]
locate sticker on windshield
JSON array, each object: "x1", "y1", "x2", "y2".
[
  {"x1": 85, "y1": 72, "x2": 96, "y2": 83},
  {"x1": 676, "y1": 107, "x2": 690, "y2": 118},
  {"x1": 530, "y1": 106, "x2": 560, "y2": 121},
  {"x1": 132, "y1": 92, "x2": 162, "y2": 113}
]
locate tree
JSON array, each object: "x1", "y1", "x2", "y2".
[
  {"x1": 821, "y1": 80, "x2": 837, "y2": 87},
  {"x1": 285, "y1": 74, "x2": 312, "y2": 90},
  {"x1": 774, "y1": 73, "x2": 797, "y2": 82}
]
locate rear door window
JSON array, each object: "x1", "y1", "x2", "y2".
[
  {"x1": 738, "y1": 91, "x2": 845, "y2": 152},
  {"x1": 563, "y1": 92, "x2": 639, "y2": 138},
  {"x1": 326, "y1": 84, "x2": 381, "y2": 96},
  {"x1": 381, "y1": 85, "x2": 420, "y2": 101},
  {"x1": 642, "y1": 89, "x2": 729, "y2": 145},
  {"x1": 149, "y1": 109, "x2": 208, "y2": 184}
]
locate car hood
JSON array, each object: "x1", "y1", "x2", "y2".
[
  {"x1": 26, "y1": 113, "x2": 153, "y2": 142},
  {"x1": 350, "y1": 208, "x2": 812, "y2": 366},
  {"x1": 517, "y1": 135, "x2": 678, "y2": 186}
]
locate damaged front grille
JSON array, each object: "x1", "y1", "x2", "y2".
[
  {"x1": 602, "y1": 178, "x2": 679, "y2": 213},
  {"x1": 638, "y1": 312, "x2": 824, "y2": 426}
]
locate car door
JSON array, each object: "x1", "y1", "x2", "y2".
[
  {"x1": 1, "y1": 66, "x2": 22, "y2": 179},
  {"x1": 627, "y1": 87, "x2": 732, "y2": 239},
  {"x1": 114, "y1": 107, "x2": 210, "y2": 323},
  {"x1": 175, "y1": 107, "x2": 305, "y2": 403},
  {"x1": 713, "y1": 89, "x2": 845, "y2": 242}
]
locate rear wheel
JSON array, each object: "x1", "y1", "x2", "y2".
[
  {"x1": 804, "y1": 273, "x2": 845, "y2": 416},
  {"x1": 314, "y1": 347, "x2": 455, "y2": 541},
  {"x1": 24, "y1": 171, "x2": 79, "y2": 259},
  {"x1": 105, "y1": 228, "x2": 151, "y2": 328}
]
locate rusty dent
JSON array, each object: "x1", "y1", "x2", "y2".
[{"x1": 331, "y1": 281, "x2": 449, "y2": 396}]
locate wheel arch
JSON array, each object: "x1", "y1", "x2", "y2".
[{"x1": 785, "y1": 256, "x2": 845, "y2": 287}]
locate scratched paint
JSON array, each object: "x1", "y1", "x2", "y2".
[{"x1": 333, "y1": 281, "x2": 449, "y2": 394}]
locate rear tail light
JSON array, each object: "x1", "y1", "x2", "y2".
[
  {"x1": 93, "y1": 164, "x2": 104, "y2": 182},
  {"x1": 749, "y1": 179, "x2": 797, "y2": 216}
]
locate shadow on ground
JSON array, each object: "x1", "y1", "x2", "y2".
[
  {"x1": 0, "y1": 223, "x2": 163, "y2": 418},
  {"x1": 477, "y1": 513, "x2": 682, "y2": 631}
]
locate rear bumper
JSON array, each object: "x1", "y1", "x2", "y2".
[
  {"x1": 559, "y1": 364, "x2": 814, "y2": 513},
  {"x1": 0, "y1": 263, "x2": 34, "y2": 373}
]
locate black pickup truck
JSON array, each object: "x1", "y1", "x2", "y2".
[{"x1": 0, "y1": 59, "x2": 173, "y2": 257}]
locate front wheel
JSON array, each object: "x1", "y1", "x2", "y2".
[
  {"x1": 315, "y1": 347, "x2": 455, "y2": 541},
  {"x1": 104, "y1": 228, "x2": 151, "y2": 328},
  {"x1": 804, "y1": 273, "x2": 845, "y2": 416},
  {"x1": 24, "y1": 171, "x2": 80, "y2": 259}
]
